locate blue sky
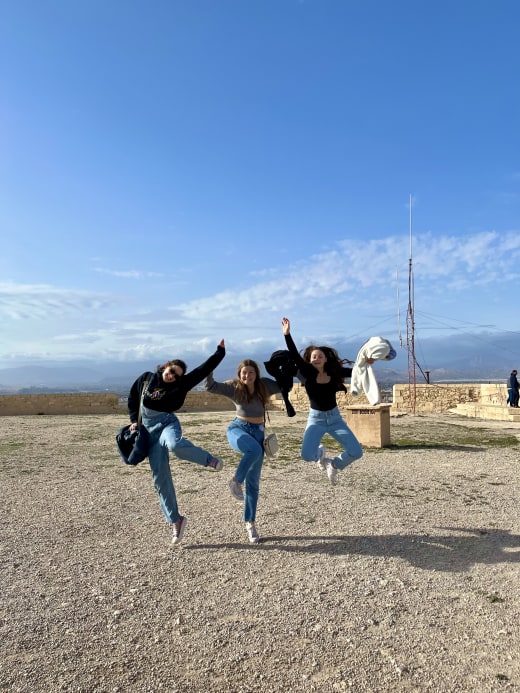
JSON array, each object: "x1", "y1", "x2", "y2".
[{"x1": 1, "y1": 0, "x2": 519, "y2": 378}]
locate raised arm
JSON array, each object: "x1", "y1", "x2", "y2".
[
  {"x1": 281, "y1": 317, "x2": 305, "y2": 368},
  {"x1": 281, "y1": 316, "x2": 317, "y2": 384},
  {"x1": 204, "y1": 369, "x2": 236, "y2": 399},
  {"x1": 182, "y1": 339, "x2": 226, "y2": 390}
]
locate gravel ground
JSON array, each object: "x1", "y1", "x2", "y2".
[{"x1": 1, "y1": 411, "x2": 519, "y2": 693}]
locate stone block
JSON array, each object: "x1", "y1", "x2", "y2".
[{"x1": 345, "y1": 404, "x2": 391, "y2": 448}]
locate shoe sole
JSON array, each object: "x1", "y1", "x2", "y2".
[
  {"x1": 208, "y1": 458, "x2": 224, "y2": 471},
  {"x1": 317, "y1": 445, "x2": 327, "y2": 471},
  {"x1": 246, "y1": 526, "x2": 260, "y2": 544},
  {"x1": 172, "y1": 516, "x2": 187, "y2": 544},
  {"x1": 326, "y1": 464, "x2": 338, "y2": 485},
  {"x1": 229, "y1": 481, "x2": 244, "y2": 502}
]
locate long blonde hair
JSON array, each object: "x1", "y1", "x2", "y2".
[{"x1": 233, "y1": 359, "x2": 269, "y2": 405}]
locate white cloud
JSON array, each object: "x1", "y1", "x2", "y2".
[
  {"x1": 1, "y1": 230, "x2": 520, "y2": 362},
  {"x1": 176, "y1": 230, "x2": 520, "y2": 322},
  {"x1": 93, "y1": 267, "x2": 164, "y2": 279},
  {"x1": 0, "y1": 282, "x2": 114, "y2": 320}
]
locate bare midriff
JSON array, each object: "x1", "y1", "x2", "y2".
[{"x1": 237, "y1": 415, "x2": 264, "y2": 425}]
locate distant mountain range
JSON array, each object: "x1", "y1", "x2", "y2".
[
  {"x1": 1, "y1": 332, "x2": 517, "y2": 393},
  {"x1": 0, "y1": 362, "x2": 510, "y2": 395},
  {"x1": 0, "y1": 365, "x2": 139, "y2": 395}
]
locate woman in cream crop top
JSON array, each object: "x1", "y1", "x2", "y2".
[{"x1": 204, "y1": 359, "x2": 280, "y2": 543}]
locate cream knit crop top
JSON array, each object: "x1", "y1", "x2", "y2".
[{"x1": 204, "y1": 372, "x2": 280, "y2": 418}]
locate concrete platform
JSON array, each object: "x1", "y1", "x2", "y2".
[{"x1": 449, "y1": 402, "x2": 520, "y2": 422}]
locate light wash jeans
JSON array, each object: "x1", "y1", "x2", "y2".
[
  {"x1": 142, "y1": 411, "x2": 213, "y2": 524},
  {"x1": 302, "y1": 407, "x2": 363, "y2": 470},
  {"x1": 226, "y1": 418, "x2": 264, "y2": 523}
]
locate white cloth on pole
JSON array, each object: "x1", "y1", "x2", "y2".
[{"x1": 350, "y1": 336, "x2": 395, "y2": 406}]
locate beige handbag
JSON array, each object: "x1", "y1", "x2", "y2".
[{"x1": 263, "y1": 410, "x2": 279, "y2": 457}]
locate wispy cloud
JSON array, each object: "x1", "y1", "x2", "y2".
[
  {"x1": 93, "y1": 267, "x2": 164, "y2": 279},
  {"x1": 413, "y1": 231, "x2": 520, "y2": 286},
  {"x1": 176, "y1": 230, "x2": 520, "y2": 321},
  {"x1": 2, "y1": 231, "x2": 520, "y2": 362},
  {"x1": 0, "y1": 282, "x2": 113, "y2": 320}
]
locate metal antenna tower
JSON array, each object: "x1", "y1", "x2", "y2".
[{"x1": 406, "y1": 194, "x2": 417, "y2": 414}]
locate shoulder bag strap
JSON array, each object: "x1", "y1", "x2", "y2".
[
  {"x1": 264, "y1": 408, "x2": 277, "y2": 435},
  {"x1": 137, "y1": 378, "x2": 149, "y2": 427}
]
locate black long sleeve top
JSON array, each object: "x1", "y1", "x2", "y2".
[
  {"x1": 284, "y1": 333, "x2": 351, "y2": 412},
  {"x1": 127, "y1": 345, "x2": 225, "y2": 423}
]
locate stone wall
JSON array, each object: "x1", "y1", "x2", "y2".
[
  {"x1": 0, "y1": 386, "x2": 361, "y2": 417},
  {"x1": 177, "y1": 392, "x2": 236, "y2": 413},
  {"x1": 0, "y1": 383, "x2": 509, "y2": 417},
  {"x1": 187, "y1": 384, "x2": 371, "y2": 417},
  {"x1": 0, "y1": 393, "x2": 121, "y2": 416},
  {"x1": 391, "y1": 383, "x2": 508, "y2": 413},
  {"x1": 277, "y1": 383, "x2": 510, "y2": 416}
]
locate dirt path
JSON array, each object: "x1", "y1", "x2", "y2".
[{"x1": 1, "y1": 412, "x2": 519, "y2": 692}]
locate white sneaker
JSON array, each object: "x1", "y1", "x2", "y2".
[
  {"x1": 245, "y1": 522, "x2": 259, "y2": 544},
  {"x1": 317, "y1": 445, "x2": 328, "y2": 471},
  {"x1": 229, "y1": 478, "x2": 244, "y2": 501},
  {"x1": 326, "y1": 462, "x2": 338, "y2": 485},
  {"x1": 172, "y1": 515, "x2": 187, "y2": 545}
]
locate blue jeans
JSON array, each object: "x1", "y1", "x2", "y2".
[
  {"x1": 302, "y1": 407, "x2": 363, "y2": 470},
  {"x1": 142, "y1": 411, "x2": 213, "y2": 524},
  {"x1": 226, "y1": 418, "x2": 264, "y2": 523}
]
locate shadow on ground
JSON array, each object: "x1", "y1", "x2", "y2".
[{"x1": 187, "y1": 527, "x2": 520, "y2": 572}]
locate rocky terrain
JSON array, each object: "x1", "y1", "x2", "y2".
[{"x1": 1, "y1": 411, "x2": 519, "y2": 692}]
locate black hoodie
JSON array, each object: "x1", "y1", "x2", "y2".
[{"x1": 128, "y1": 344, "x2": 225, "y2": 423}]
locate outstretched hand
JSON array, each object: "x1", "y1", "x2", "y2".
[
  {"x1": 218, "y1": 339, "x2": 225, "y2": 349},
  {"x1": 281, "y1": 317, "x2": 291, "y2": 336}
]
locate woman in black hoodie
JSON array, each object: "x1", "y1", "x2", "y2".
[{"x1": 127, "y1": 339, "x2": 225, "y2": 544}]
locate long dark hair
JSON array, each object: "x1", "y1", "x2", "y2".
[
  {"x1": 302, "y1": 345, "x2": 353, "y2": 386},
  {"x1": 233, "y1": 359, "x2": 269, "y2": 405},
  {"x1": 157, "y1": 359, "x2": 187, "y2": 376}
]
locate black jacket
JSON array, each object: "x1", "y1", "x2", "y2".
[
  {"x1": 128, "y1": 345, "x2": 225, "y2": 423},
  {"x1": 264, "y1": 349, "x2": 298, "y2": 417}
]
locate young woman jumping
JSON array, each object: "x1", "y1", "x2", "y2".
[{"x1": 281, "y1": 317, "x2": 362, "y2": 484}]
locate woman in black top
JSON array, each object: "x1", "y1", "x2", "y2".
[
  {"x1": 127, "y1": 339, "x2": 225, "y2": 544},
  {"x1": 282, "y1": 317, "x2": 362, "y2": 485}
]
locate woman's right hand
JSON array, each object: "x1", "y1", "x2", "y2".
[
  {"x1": 129, "y1": 422, "x2": 138, "y2": 431},
  {"x1": 281, "y1": 317, "x2": 291, "y2": 335}
]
